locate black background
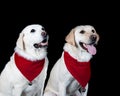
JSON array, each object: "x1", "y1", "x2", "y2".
[{"x1": 0, "y1": 1, "x2": 119, "y2": 96}]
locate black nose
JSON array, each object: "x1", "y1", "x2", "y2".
[
  {"x1": 90, "y1": 35, "x2": 97, "y2": 42},
  {"x1": 41, "y1": 32, "x2": 47, "y2": 37}
]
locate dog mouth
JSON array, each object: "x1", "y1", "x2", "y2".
[
  {"x1": 33, "y1": 38, "x2": 48, "y2": 48},
  {"x1": 79, "y1": 42, "x2": 97, "y2": 55}
]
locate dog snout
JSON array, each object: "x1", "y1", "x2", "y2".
[
  {"x1": 90, "y1": 35, "x2": 97, "y2": 44},
  {"x1": 41, "y1": 31, "x2": 47, "y2": 37}
]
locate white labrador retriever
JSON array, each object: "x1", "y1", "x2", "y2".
[
  {"x1": 43, "y1": 25, "x2": 99, "y2": 96},
  {"x1": 0, "y1": 24, "x2": 49, "y2": 96}
]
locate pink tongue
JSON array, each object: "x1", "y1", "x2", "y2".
[{"x1": 84, "y1": 44, "x2": 97, "y2": 55}]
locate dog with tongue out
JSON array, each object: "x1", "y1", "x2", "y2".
[{"x1": 44, "y1": 25, "x2": 99, "y2": 96}]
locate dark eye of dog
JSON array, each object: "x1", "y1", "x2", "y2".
[
  {"x1": 91, "y1": 29, "x2": 95, "y2": 33},
  {"x1": 31, "y1": 29, "x2": 36, "y2": 33},
  {"x1": 42, "y1": 27, "x2": 45, "y2": 31},
  {"x1": 80, "y1": 30, "x2": 85, "y2": 34}
]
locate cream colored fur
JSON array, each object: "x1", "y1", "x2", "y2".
[{"x1": 44, "y1": 25, "x2": 99, "y2": 96}]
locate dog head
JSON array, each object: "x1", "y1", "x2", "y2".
[
  {"x1": 16, "y1": 24, "x2": 49, "y2": 51},
  {"x1": 65, "y1": 25, "x2": 99, "y2": 55}
]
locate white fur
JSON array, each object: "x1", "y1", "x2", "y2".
[
  {"x1": 44, "y1": 25, "x2": 99, "y2": 96},
  {"x1": 0, "y1": 24, "x2": 49, "y2": 96}
]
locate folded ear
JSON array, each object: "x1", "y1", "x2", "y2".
[
  {"x1": 65, "y1": 29, "x2": 75, "y2": 46},
  {"x1": 16, "y1": 32, "x2": 25, "y2": 50}
]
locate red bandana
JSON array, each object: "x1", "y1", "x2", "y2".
[
  {"x1": 14, "y1": 53, "x2": 45, "y2": 82},
  {"x1": 64, "y1": 51, "x2": 91, "y2": 88}
]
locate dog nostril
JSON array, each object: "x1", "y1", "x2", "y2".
[
  {"x1": 91, "y1": 35, "x2": 97, "y2": 41},
  {"x1": 41, "y1": 32, "x2": 47, "y2": 37}
]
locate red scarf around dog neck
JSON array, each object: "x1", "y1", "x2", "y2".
[
  {"x1": 64, "y1": 51, "x2": 91, "y2": 88},
  {"x1": 14, "y1": 53, "x2": 45, "y2": 82}
]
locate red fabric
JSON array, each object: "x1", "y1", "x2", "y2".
[
  {"x1": 15, "y1": 53, "x2": 45, "y2": 82},
  {"x1": 64, "y1": 51, "x2": 91, "y2": 88}
]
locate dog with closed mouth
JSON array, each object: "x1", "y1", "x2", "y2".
[
  {"x1": 43, "y1": 25, "x2": 99, "y2": 96},
  {"x1": 0, "y1": 24, "x2": 49, "y2": 96}
]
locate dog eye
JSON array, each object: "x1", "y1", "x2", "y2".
[
  {"x1": 31, "y1": 29, "x2": 36, "y2": 33},
  {"x1": 80, "y1": 30, "x2": 85, "y2": 34},
  {"x1": 42, "y1": 27, "x2": 45, "y2": 31},
  {"x1": 91, "y1": 29, "x2": 95, "y2": 33}
]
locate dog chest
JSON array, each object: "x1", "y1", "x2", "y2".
[
  {"x1": 64, "y1": 51, "x2": 91, "y2": 88},
  {"x1": 14, "y1": 53, "x2": 45, "y2": 82}
]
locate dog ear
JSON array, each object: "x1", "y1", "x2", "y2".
[
  {"x1": 16, "y1": 32, "x2": 25, "y2": 50},
  {"x1": 96, "y1": 34, "x2": 100, "y2": 44},
  {"x1": 65, "y1": 29, "x2": 75, "y2": 46}
]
